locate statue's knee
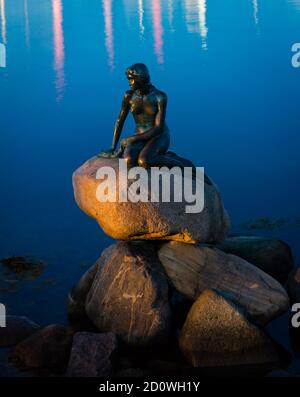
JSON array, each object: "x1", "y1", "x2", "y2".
[
  {"x1": 124, "y1": 156, "x2": 134, "y2": 167},
  {"x1": 138, "y1": 156, "x2": 148, "y2": 168}
]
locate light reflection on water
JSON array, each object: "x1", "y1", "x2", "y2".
[
  {"x1": 0, "y1": 0, "x2": 222, "y2": 97},
  {"x1": 138, "y1": 0, "x2": 145, "y2": 39},
  {"x1": 0, "y1": 0, "x2": 6, "y2": 44},
  {"x1": 184, "y1": 0, "x2": 208, "y2": 49},
  {"x1": 52, "y1": 0, "x2": 65, "y2": 103},
  {"x1": 252, "y1": 0, "x2": 259, "y2": 25},
  {"x1": 103, "y1": 0, "x2": 115, "y2": 70},
  {"x1": 24, "y1": 0, "x2": 30, "y2": 48},
  {"x1": 289, "y1": 0, "x2": 300, "y2": 11},
  {"x1": 152, "y1": 0, "x2": 163, "y2": 64},
  {"x1": 2, "y1": 0, "x2": 293, "y2": 99}
]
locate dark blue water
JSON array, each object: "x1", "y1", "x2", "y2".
[{"x1": 0, "y1": 0, "x2": 300, "y2": 371}]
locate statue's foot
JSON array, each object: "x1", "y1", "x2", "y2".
[
  {"x1": 98, "y1": 148, "x2": 123, "y2": 159},
  {"x1": 98, "y1": 151, "x2": 111, "y2": 158}
]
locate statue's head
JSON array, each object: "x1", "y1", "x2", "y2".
[{"x1": 126, "y1": 63, "x2": 150, "y2": 90}]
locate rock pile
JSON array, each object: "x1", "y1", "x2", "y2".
[{"x1": 68, "y1": 155, "x2": 292, "y2": 374}]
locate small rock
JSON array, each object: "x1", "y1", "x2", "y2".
[
  {"x1": 287, "y1": 267, "x2": 300, "y2": 305},
  {"x1": 0, "y1": 316, "x2": 40, "y2": 347},
  {"x1": 66, "y1": 332, "x2": 117, "y2": 377},
  {"x1": 217, "y1": 236, "x2": 293, "y2": 282},
  {"x1": 72, "y1": 156, "x2": 229, "y2": 244},
  {"x1": 10, "y1": 324, "x2": 74, "y2": 372},
  {"x1": 179, "y1": 290, "x2": 279, "y2": 368},
  {"x1": 158, "y1": 242, "x2": 289, "y2": 325},
  {"x1": 70, "y1": 241, "x2": 172, "y2": 346}
]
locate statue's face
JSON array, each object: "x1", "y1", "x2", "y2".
[{"x1": 127, "y1": 73, "x2": 143, "y2": 91}]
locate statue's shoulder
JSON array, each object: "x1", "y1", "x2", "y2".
[
  {"x1": 123, "y1": 90, "x2": 134, "y2": 102},
  {"x1": 151, "y1": 86, "x2": 167, "y2": 103}
]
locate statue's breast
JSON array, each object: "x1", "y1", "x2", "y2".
[
  {"x1": 130, "y1": 98, "x2": 143, "y2": 114},
  {"x1": 130, "y1": 94, "x2": 157, "y2": 116}
]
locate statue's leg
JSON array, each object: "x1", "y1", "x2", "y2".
[
  {"x1": 137, "y1": 134, "x2": 212, "y2": 184},
  {"x1": 123, "y1": 142, "x2": 143, "y2": 167},
  {"x1": 138, "y1": 133, "x2": 186, "y2": 168}
]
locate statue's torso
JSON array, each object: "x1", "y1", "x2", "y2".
[{"x1": 128, "y1": 86, "x2": 168, "y2": 134}]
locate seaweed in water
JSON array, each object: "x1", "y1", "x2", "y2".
[
  {"x1": 239, "y1": 217, "x2": 289, "y2": 231},
  {"x1": 0, "y1": 256, "x2": 47, "y2": 281}
]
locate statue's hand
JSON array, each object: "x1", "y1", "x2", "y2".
[
  {"x1": 121, "y1": 136, "x2": 136, "y2": 148},
  {"x1": 98, "y1": 148, "x2": 116, "y2": 158}
]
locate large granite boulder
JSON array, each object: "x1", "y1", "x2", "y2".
[
  {"x1": 158, "y1": 242, "x2": 289, "y2": 325},
  {"x1": 68, "y1": 242, "x2": 172, "y2": 346},
  {"x1": 179, "y1": 290, "x2": 279, "y2": 368},
  {"x1": 72, "y1": 156, "x2": 229, "y2": 244},
  {"x1": 217, "y1": 236, "x2": 293, "y2": 282}
]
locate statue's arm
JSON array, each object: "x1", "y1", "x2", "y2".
[
  {"x1": 112, "y1": 91, "x2": 131, "y2": 150},
  {"x1": 130, "y1": 93, "x2": 167, "y2": 142}
]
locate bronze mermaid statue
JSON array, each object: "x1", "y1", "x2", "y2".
[{"x1": 99, "y1": 63, "x2": 196, "y2": 170}]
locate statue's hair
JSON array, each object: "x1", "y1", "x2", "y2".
[{"x1": 126, "y1": 63, "x2": 150, "y2": 84}]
